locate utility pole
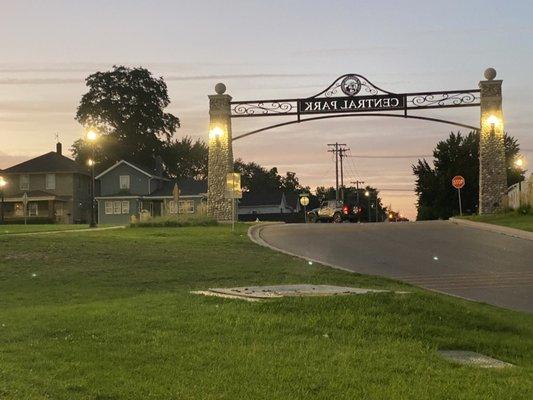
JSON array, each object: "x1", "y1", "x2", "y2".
[
  {"x1": 351, "y1": 180, "x2": 365, "y2": 208},
  {"x1": 327, "y1": 143, "x2": 347, "y2": 202},
  {"x1": 339, "y1": 147, "x2": 349, "y2": 202}
]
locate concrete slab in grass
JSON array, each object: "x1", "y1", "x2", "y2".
[
  {"x1": 193, "y1": 284, "x2": 409, "y2": 300},
  {"x1": 439, "y1": 350, "x2": 514, "y2": 368}
]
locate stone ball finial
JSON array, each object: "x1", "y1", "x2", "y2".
[
  {"x1": 215, "y1": 82, "x2": 226, "y2": 95},
  {"x1": 484, "y1": 68, "x2": 497, "y2": 80}
]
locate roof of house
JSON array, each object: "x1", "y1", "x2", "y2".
[
  {"x1": 4, "y1": 190, "x2": 71, "y2": 202},
  {"x1": 150, "y1": 178, "x2": 207, "y2": 197},
  {"x1": 2, "y1": 152, "x2": 89, "y2": 175},
  {"x1": 95, "y1": 160, "x2": 166, "y2": 180}
]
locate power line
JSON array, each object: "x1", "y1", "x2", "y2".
[
  {"x1": 346, "y1": 154, "x2": 433, "y2": 159},
  {"x1": 327, "y1": 143, "x2": 348, "y2": 201}
]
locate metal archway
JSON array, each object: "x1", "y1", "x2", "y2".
[{"x1": 232, "y1": 112, "x2": 480, "y2": 141}]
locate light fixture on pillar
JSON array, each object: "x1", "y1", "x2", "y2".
[
  {"x1": 209, "y1": 126, "x2": 224, "y2": 140},
  {"x1": 514, "y1": 156, "x2": 525, "y2": 169},
  {"x1": 486, "y1": 115, "x2": 501, "y2": 135}
]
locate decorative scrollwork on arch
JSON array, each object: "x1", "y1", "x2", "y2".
[
  {"x1": 408, "y1": 91, "x2": 480, "y2": 108},
  {"x1": 231, "y1": 101, "x2": 296, "y2": 117},
  {"x1": 311, "y1": 74, "x2": 395, "y2": 98}
]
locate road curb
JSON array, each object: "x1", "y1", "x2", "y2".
[
  {"x1": 247, "y1": 222, "x2": 530, "y2": 312},
  {"x1": 449, "y1": 218, "x2": 533, "y2": 241},
  {"x1": 247, "y1": 223, "x2": 357, "y2": 274}
]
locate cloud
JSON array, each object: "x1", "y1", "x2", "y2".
[
  {"x1": 0, "y1": 152, "x2": 32, "y2": 170},
  {"x1": 0, "y1": 78, "x2": 83, "y2": 85},
  {"x1": 0, "y1": 73, "x2": 328, "y2": 86}
]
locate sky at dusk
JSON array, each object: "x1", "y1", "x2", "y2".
[{"x1": 1, "y1": 0, "x2": 532, "y2": 219}]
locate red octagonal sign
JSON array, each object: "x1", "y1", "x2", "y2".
[{"x1": 452, "y1": 175, "x2": 465, "y2": 189}]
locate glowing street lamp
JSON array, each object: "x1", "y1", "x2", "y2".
[
  {"x1": 514, "y1": 157, "x2": 524, "y2": 169},
  {"x1": 486, "y1": 115, "x2": 500, "y2": 134},
  {"x1": 0, "y1": 176, "x2": 6, "y2": 224},
  {"x1": 209, "y1": 126, "x2": 224, "y2": 140},
  {"x1": 87, "y1": 129, "x2": 98, "y2": 142},
  {"x1": 85, "y1": 129, "x2": 98, "y2": 228}
]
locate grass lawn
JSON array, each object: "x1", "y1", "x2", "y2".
[
  {"x1": 0, "y1": 225, "x2": 531, "y2": 399},
  {"x1": 461, "y1": 212, "x2": 533, "y2": 232}
]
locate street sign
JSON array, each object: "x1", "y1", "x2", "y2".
[
  {"x1": 452, "y1": 176, "x2": 465, "y2": 189},
  {"x1": 451, "y1": 176, "x2": 465, "y2": 216},
  {"x1": 300, "y1": 196, "x2": 309, "y2": 206},
  {"x1": 225, "y1": 172, "x2": 242, "y2": 199}
]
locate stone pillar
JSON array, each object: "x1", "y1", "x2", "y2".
[
  {"x1": 207, "y1": 83, "x2": 234, "y2": 221},
  {"x1": 479, "y1": 68, "x2": 507, "y2": 214}
]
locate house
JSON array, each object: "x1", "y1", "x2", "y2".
[
  {"x1": 238, "y1": 191, "x2": 301, "y2": 221},
  {"x1": 95, "y1": 159, "x2": 207, "y2": 224},
  {"x1": 0, "y1": 143, "x2": 91, "y2": 223}
]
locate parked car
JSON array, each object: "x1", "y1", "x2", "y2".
[{"x1": 307, "y1": 200, "x2": 360, "y2": 223}]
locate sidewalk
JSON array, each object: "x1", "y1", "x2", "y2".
[
  {"x1": 3, "y1": 225, "x2": 126, "y2": 237},
  {"x1": 449, "y1": 217, "x2": 533, "y2": 241}
]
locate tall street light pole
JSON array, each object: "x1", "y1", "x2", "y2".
[
  {"x1": 87, "y1": 130, "x2": 98, "y2": 228},
  {"x1": 365, "y1": 190, "x2": 370, "y2": 222},
  {"x1": 0, "y1": 176, "x2": 6, "y2": 225}
]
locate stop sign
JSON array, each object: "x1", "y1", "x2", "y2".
[{"x1": 452, "y1": 175, "x2": 465, "y2": 189}]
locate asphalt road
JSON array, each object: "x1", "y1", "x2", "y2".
[{"x1": 257, "y1": 221, "x2": 533, "y2": 313}]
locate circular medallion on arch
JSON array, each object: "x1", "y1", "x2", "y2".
[{"x1": 341, "y1": 75, "x2": 362, "y2": 96}]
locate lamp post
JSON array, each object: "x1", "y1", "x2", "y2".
[
  {"x1": 0, "y1": 176, "x2": 6, "y2": 225},
  {"x1": 86, "y1": 130, "x2": 98, "y2": 228},
  {"x1": 514, "y1": 156, "x2": 526, "y2": 207},
  {"x1": 364, "y1": 190, "x2": 370, "y2": 222}
]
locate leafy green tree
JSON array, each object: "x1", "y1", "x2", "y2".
[
  {"x1": 413, "y1": 131, "x2": 524, "y2": 220},
  {"x1": 234, "y1": 160, "x2": 283, "y2": 194},
  {"x1": 72, "y1": 65, "x2": 180, "y2": 172},
  {"x1": 162, "y1": 137, "x2": 208, "y2": 181}
]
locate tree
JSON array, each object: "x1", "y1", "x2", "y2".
[
  {"x1": 162, "y1": 137, "x2": 208, "y2": 181},
  {"x1": 234, "y1": 160, "x2": 282, "y2": 194},
  {"x1": 72, "y1": 65, "x2": 180, "y2": 172},
  {"x1": 413, "y1": 131, "x2": 524, "y2": 220}
]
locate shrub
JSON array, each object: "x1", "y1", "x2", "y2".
[
  {"x1": 517, "y1": 204, "x2": 531, "y2": 215},
  {"x1": 130, "y1": 214, "x2": 218, "y2": 228}
]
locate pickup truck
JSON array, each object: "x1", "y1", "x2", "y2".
[{"x1": 307, "y1": 200, "x2": 360, "y2": 223}]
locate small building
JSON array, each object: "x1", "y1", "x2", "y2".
[
  {"x1": 238, "y1": 191, "x2": 301, "y2": 221},
  {"x1": 95, "y1": 160, "x2": 206, "y2": 224},
  {"x1": 0, "y1": 143, "x2": 91, "y2": 223}
]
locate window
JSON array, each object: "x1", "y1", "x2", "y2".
[
  {"x1": 20, "y1": 174, "x2": 29, "y2": 191},
  {"x1": 168, "y1": 200, "x2": 178, "y2": 214},
  {"x1": 28, "y1": 203, "x2": 38, "y2": 217},
  {"x1": 121, "y1": 201, "x2": 130, "y2": 214},
  {"x1": 119, "y1": 175, "x2": 130, "y2": 190},
  {"x1": 45, "y1": 174, "x2": 56, "y2": 190},
  {"x1": 113, "y1": 201, "x2": 122, "y2": 214},
  {"x1": 178, "y1": 200, "x2": 194, "y2": 214},
  {"x1": 105, "y1": 201, "x2": 113, "y2": 215}
]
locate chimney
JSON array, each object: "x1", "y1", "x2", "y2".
[{"x1": 56, "y1": 142, "x2": 62, "y2": 155}]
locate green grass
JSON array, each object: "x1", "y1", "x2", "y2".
[
  {"x1": 0, "y1": 225, "x2": 531, "y2": 399},
  {"x1": 461, "y1": 212, "x2": 533, "y2": 232}
]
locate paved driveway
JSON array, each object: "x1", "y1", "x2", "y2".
[{"x1": 256, "y1": 221, "x2": 533, "y2": 313}]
